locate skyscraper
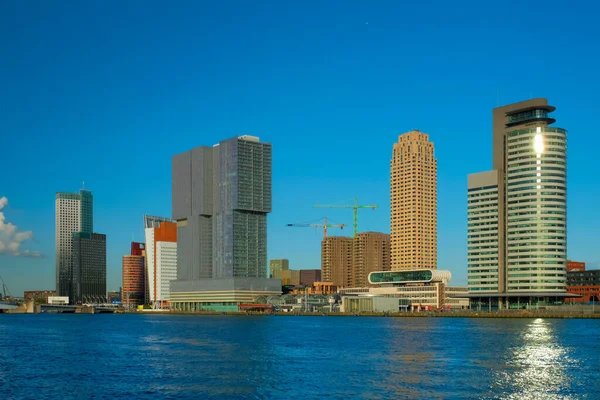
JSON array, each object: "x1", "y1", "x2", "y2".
[
  {"x1": 390, "y1": 131, "x2": 437, "y2": 271},
  {"x1": 72, "y1": 232, "x2": 106, "y2": 304},
  {"x1": 352, "y1": 232, "x2": 391, "y2": 287},
  {"x1": 467, "y1": 99, "x2": 569, "y2": 308},
  {"x1": 55, "y1": 189, "x2": 93, "y2": 298},
  {"x1": 169, "y1": 135, "x2": 280, "y2": 312}
]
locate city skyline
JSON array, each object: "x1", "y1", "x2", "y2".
[{"x1": 2, "y1": 2, "x2": 600, "y2": 296}]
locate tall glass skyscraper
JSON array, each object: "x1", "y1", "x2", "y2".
[{"x1": 467, "y1": 99, "x2": 568, "y2": 308}]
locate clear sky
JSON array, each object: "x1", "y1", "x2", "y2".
[{"x1": 1, "y1": 1, "x2": 599, "y2": 296}]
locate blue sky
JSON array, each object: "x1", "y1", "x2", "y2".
[{"x1": 1, "y1": 1, "x2": 599, "y2": 295}]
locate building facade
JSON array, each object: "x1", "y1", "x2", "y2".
[
  {"x1": 55, "y1": 189, "x2": 93, "y2": 299},
  {"x1": 339, "y1": 270, "x2": 469, "y2": 311},
  {"x1": 72, "y1": 232, "x2": 106, "y2": 304},
  {"x1": 390, "y1": 130, "x2": 437, "y2": 271},
  {"x1": 270, "y1": 259, "x2": 289, "y2": 279},
  {"x1": 299, "y1": 269, "x2": 322, "y2": 286},
  {"x1": 567, "y1": 260, "x2": 586, "y2": 272},
  {"x1": 321, "y1": 236, "x2": 353, "y2": 288},
  {"x1": 467, "y1": 170, "x2": 502, "y2": 293},
  {"x1": 281, "y1": 269, "x2": 300, "y2": 286},
  {"x1": 352, "y1": 232, "x2": 390, "y2": 287},
  {"x1": 145, "y1": 221, "x2": 177, "y2": 308},
  {"x1": 170, "y1": 135, "x2": 280, "y2": 311},
  {"x1": 122, "y1": 253, "x2": 145, "y2": 308},
  {"x1": 23, "y1": 290, "x2": 57, "y2": 304},
  {"x1": 466, "y1": 99, "x2": 569, "y2": 308},
  {"x1": 567, "y1": 269, "x2": 600, "y2": 303}
]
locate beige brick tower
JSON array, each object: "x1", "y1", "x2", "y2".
[
  {"x1": 321, "y1": 236, "x2": 353, "y2": 288},
  {"x1": 352, "y1": 232, "x2": 390, "y2": 287},
  {"x1": 390, "y1": 130, "x2": 437, "y2": 270}
]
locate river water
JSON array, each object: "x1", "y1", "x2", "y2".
[{"x1": 1, "y1": 314, "x2": 598, "y2": 399}]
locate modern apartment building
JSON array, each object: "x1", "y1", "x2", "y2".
[
  {"x1": 321, "y1": 236, "x2": 353, "y2": 288},
  {"x1": 122, "y1": 243, "x2": 145, "y2": 308},
  {"x1": 390, "y1": 130, "x2": 437, "y2": 271},
  {"x1": 55, "y1": 189, "x2": 93, "y2": 298},
  {"x1": 169, "y1": 135, "x2": 281, "y2": 312},
  {"x1": 72, "y1": 232, "x2": 106, "y2": 304},
  {"x1": 467, "y1": 99, "x2": 570, "y2": 308},
  {"x1": 144, "y1": 221, "x2": 177, "y2": 308},
  {"x1": 270, "y1": 259, "x2": 289, "y2": 279},
  {"x1": 352, "y1": 232, "x2": 391, "y2": 287}
]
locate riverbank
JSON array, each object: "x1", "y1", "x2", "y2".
[{"x1": 127, "y1": 310, "x2": 600, "y2": 319}]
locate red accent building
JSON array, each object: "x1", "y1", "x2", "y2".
[
  {"x1": 566, "y1": 260, "x2": 586, "y2": 272},
  {"x1": 131, "y1": 242, "x2": 145, "y2": 256},
  {"x1": 122, "y1": 242, "x2": 146, "y2": 307},
  {"x1": 566, "y1": 261, "x2": 600, "y2": 303}
]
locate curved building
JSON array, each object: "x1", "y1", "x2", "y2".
[{"x1": 467, "y1": 99, "x2": 570, "y2": 308}]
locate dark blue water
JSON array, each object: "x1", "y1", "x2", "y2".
[{"x1": 1, "y1": 315, "x2": 599, "y2": 399}]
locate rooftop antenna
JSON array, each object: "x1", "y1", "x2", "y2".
[{"x1": 82, "y1": 180, "x2": 85, "y2": 190}]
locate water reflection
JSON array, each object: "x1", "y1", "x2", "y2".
[{"x1": 495, "y1": 318, "x2": 574, "y2": 400}]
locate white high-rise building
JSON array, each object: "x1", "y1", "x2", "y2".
[
  {"x1": 143, "y1": 217, "x2": 177, "y2": 308},
  {"x1": 55, "y1": 189, "x2": 93, "y2": 298},
  {"x1": 467, "y1": 99, "x2": 569, "y2": 309}
]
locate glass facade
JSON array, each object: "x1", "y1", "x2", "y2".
[
  {"x1": 369, "y1": 270, "x2": 433, "y2": 283},
  {"x1": 506, "y1": 127, "x2": 567, "y2": 292}
]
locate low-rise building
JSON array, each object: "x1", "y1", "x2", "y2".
[
  {"x1": 567, "y1": 268, "x2": 600, "y2": 303},
  {"x1": 23, "y1": 290, "x2": 56, "y2": 304},
  {"x1": 339, "y1": 270, "x2": 469, "y2": 311}
]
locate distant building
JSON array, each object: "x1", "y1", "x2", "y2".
[
  {"x1": 321, "y1": 236, "x2": 353, "y2": 288},
  {"x1": 123, "y1": 242, "x2": 145, "y2": 308},
  {"x1": 352, "y1": 232, "x2": 390, "y2": 287},
  {"x1": 23, "y1": 290, "x2": 56, "y2": 304},
  {"x1": 390, "y1": 131, "x2": 437, "y2": 271},
  {"x1": 144, "y1": 222, "x2": 177, "y2": 308},
  {"x1": 270, "y1": 259, "x2": 289, "y2": 279},
  {"x1": 567, "y1": 260, "x2": 586, "y2": 272},
  {"x1": 72, "y1": 232, "x2": 106, "y2": 304},
  {"x1": 55, "y1": 189, "x2": 93, "y2": 299},
  {"x1": 299, "y1": 269, "x2": 321, "y2": 286},
  {"x1": 169, "y1": 135, "x2": 281, "y2": 312},
  {"x1": 107, "y1": 290, "x2": 121, "y2": 304},
  {"x1": 281, "y1": 269, "x2": 300, "y2": 286},
  {"x1": 567, "y1": 268, "x2": 600, "y2": 303}
]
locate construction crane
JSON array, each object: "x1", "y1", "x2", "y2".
[
  {"x1": 0, "y1": 276, "x2": 11, "y2": 300},
  {"x1": 313, "y1": 198, "x2": 378, "y2": 237},
  {"x1": 285, "y1": 217, "x2": 346, "y2": 238}
]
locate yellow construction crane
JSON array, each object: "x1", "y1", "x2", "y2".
[
  {"x1": 285, "y1": 217, "x2": 346, "y2": 238},
  {"x1": 313, "y1": 198, "x2": 378, "y2": 237}
]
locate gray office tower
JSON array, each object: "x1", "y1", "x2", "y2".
[{"x1": 170, "y1": 135, "x2": 281, "y2": 312}]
